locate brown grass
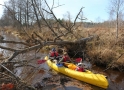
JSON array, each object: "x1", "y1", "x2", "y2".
[
  {"x1": 1, "y1": 26, "x2": 124, "y2": 70},
  {"x1": 85, "y1": 27, "x2": 124, "y2": 68}
]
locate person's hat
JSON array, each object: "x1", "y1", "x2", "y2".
[
  {"x1": 78, "y1": 63, "x2": 85, "y2": 67},
  {"x1": 52, "y1": 48, "x2": 56, "y2": 51},
  {"x1": 78, "y1": 63, "x2": 86, "y2": 67},
  {"x1": 77, "y1": 63, "x2": 82, "y2": 66}
]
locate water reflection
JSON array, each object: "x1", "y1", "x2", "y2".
[
  {"x1": 0, "y1": 31, "x2": 24, "y2": 58},
  {"x1": 105, "y1": 69, "x2": 124, "y2": 83},
  {"x1": 56, "y1": 86, "x2": 82, "y2": 90},
  {"x1": 93, "y1": 66, "x2": 124, "y2": 90}
]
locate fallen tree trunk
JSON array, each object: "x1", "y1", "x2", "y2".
[
  {"x1": 46, "y1": 36, "x2": 94, "y2": 45},
  {"x1": 0, "y1": 35, "x2": 95, "y2": 62}
]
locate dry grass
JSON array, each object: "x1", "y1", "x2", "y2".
[
  {"x1": 87, "y1": 48, "x2": 119, "y2": 65},
  {"x1": 1, "y1": 26, "x2": 124, "y2": 69},
  {"x1": 85, "y1": 27, "x2": 124, "y2": 68}
]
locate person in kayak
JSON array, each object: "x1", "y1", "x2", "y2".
[
  {"x1": 49, "y1": 48, "x2": 59, "y2": 60},
  {"x1": 75, "y1": 63, "x2": 86, "y2": 72},
  {"x1": 58, "y1": 52, "x2": 71, "y2": 63}
]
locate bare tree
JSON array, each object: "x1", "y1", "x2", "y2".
[{"x1": 108, "y1": 0, "x2": 124, "y2": 39}]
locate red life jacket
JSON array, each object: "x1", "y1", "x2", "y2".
[
  {"x1": 50, "y1": 51, "x2": 58, "y2": 57},
  {"x1": 63, "y1": 55, "x2": 70, "y2": 62},
  {"x1": 76, "y1": 67, "x2": 84, "y2": 72}
]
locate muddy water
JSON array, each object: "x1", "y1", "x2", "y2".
[
  {"x1": 1, "y1": 31, "x2": 124, "y2": 90},
  {"x1": 92, "y1": 66, "x2": 124, "y2": 90}
]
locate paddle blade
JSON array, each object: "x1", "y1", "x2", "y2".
[
  {"x1": 75, "y1": 58, "x2": 82, "y2": 63},
  {"x1": 37, "y1": 60, "x2": 46, "y2": 64}
]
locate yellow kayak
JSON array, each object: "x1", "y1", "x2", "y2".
[{"x1": 44, "y1": 56, "x2": 109, "y2": 89}]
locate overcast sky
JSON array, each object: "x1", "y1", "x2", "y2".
[{"x1": 0, "y1": 0, "x2": 109, "y2": 22}]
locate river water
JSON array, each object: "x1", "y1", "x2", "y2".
[{"x1": 0, "y1": 31, "x2": 124, "y2": 90}]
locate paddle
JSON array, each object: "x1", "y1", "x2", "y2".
[{"x1": 37, "y1": 59, "x2": 46, "y2": 64}]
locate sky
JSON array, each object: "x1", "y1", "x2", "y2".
[
  {"x1": 0, "y1": 0, "x2": 8, "y2": 17},
  {"x1": 48, "y1": 0, "x2": 110, "y2": 22},
  {"x1": 0, "y1": 0, "x2": 109, "y2": 22}
]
